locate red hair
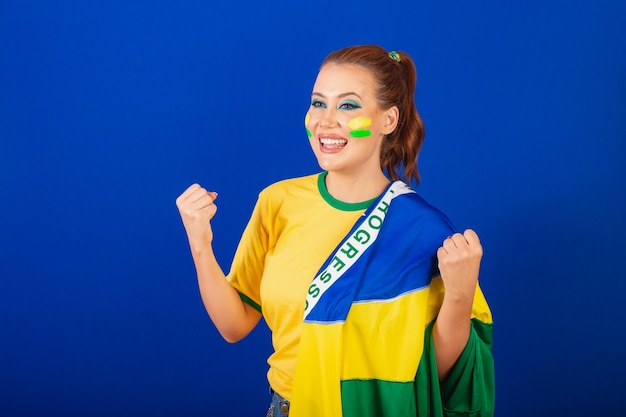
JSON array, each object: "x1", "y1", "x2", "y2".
[{"x1": 321, "y1": 45, "x2": 425, "y2": 184}]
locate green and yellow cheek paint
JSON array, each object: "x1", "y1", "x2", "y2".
[
  {"x1": 348, "y1": 116, "x2": 372, "y2": 138},
  {"x1": 305, "y1": 112, "x2": 312, "y2": 138},
  {"x1": 305, "y1": 113, "x2": 372, "y2": 139}
]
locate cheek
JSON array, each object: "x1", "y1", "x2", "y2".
[
  {"x1": 348, "y1": 116, "x2": 373, "y2": 138},
  {"x1": 305, "y1": 111, "x2": 326, "y2": 135},
  {"x1": 304, "y1": 111, "x2": 312, "y2": 138}
]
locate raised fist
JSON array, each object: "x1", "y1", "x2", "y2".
[
  {"x1": 176, "y1": 183, "x2": 219, "y2": 247},
  {"x1": 436, "y1": 229, "x2": 482, "y2": 301}
]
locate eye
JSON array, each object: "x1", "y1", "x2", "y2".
[
  {"x1": 338, "y1": 100, "x2": 362, "y2": 110},
  {"x1": 311, "y1": 99, "x2": 326, "y2": 108}
]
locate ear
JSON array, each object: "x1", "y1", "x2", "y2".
[{"x1": 381, "y1": 106, "x2": 399, "y2": 135}]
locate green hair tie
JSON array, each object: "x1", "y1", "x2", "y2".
[{"x1": 388, "y1": 50, "x2": 401, "y2": 63}]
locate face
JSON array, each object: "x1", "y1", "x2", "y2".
[{"x1": 305, "y1": 63, "x2": 398, "y2": 177}]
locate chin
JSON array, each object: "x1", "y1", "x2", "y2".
[{"x1": 316, "y1": 158, "x2": 338, "y2": 172}]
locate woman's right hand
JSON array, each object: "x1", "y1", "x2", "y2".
[{"x1": 176, "y1": 183, "x2": 219, "y2": 248}]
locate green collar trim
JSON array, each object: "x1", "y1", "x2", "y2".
[{"x1": 317, "y1": 171, "x2": 380, "y2": 211}]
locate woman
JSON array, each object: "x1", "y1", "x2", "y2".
[{"x1": 176, "y1": 45, "x2": 494, "y2": 417}]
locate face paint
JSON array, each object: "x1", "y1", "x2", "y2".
[
  {"x1": 305, "y1": 111, "x2": 312, "y2": 138},
  {"x1": 348, "y1": 116, "x2": 372, "y2": 138}
]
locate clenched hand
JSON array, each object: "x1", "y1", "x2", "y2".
[
  {"x1": 176, "y1": 183, "x2": 219, "y2": 248},
  {"x1": 436, "y1": 229, "x2": 482, "y2": 302}
]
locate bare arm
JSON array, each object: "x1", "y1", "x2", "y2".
[
  {"x1": 176, "y1": 184, "x2": 261, "y2": 343},
  {"x1": 433, "y1": 229, "x2": 482, "y2": 381}
]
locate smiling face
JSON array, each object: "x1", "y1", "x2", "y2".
[{"x1": 305, "y1": 63, "x2": 398, "y2": 178}]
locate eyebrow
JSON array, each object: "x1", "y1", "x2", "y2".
[{"x1": 311, "y1": 91, "x2": 363, "y2": 100}]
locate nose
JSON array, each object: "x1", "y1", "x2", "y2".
[{"x1": 319, "y1": 108, "x2": 338, "y2": 128}]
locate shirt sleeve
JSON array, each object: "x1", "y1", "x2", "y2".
[{"x1": 225, "y1": 191, "x2": 270, "y2": 313}]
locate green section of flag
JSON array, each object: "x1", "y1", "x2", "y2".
[{"x1": 341, "y1": 379, "x2": 416, "y2": 417}]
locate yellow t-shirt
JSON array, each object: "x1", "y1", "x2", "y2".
[{"x1": 226, "y1": 172, "x2": 379, "y2": 400}]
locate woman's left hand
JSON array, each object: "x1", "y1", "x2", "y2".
[{"x1": 436, "y1": 229, "x2": 483, "y2": 302}]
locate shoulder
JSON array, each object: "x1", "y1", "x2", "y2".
[
  {"x1": 257, "y1": 172, "x2": 322, "y2": 205},
  {"x1": 261, "y1": 172, "x2": 319, "y2": 193},
  {"x1": 404, "y1": 192, "x2": 451, "y2": 222},
  {"x1": 388, "y1": 188, "x2": 456, "y2": 238}
]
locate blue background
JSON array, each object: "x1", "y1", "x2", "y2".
[{"x1": 1, "y1": 1, "x2": 625, "y2": 415}]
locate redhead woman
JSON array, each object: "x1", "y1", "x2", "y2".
[{"x1": 176, "y1": 45, "x2": 494, "y2": 417}]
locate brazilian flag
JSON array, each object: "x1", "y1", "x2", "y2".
[{"x1": 290, "y1": 182, "x2": 494, "y2": 417}]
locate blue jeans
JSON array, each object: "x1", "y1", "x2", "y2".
[{"x1": 266, "y1": 388, "x2": 290, "y2": 417}]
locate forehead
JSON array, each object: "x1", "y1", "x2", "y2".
[{"x1": 313, "y1": 63, "x2": 377, "y2": 96}]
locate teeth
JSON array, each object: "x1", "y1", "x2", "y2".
[{"x1": 320, "y1": 138, "x2": 347, "y2": 145}]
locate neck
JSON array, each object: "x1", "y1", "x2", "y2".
[{"x1": 324, "y1": 170, "x2": 391, "y2": 203}]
